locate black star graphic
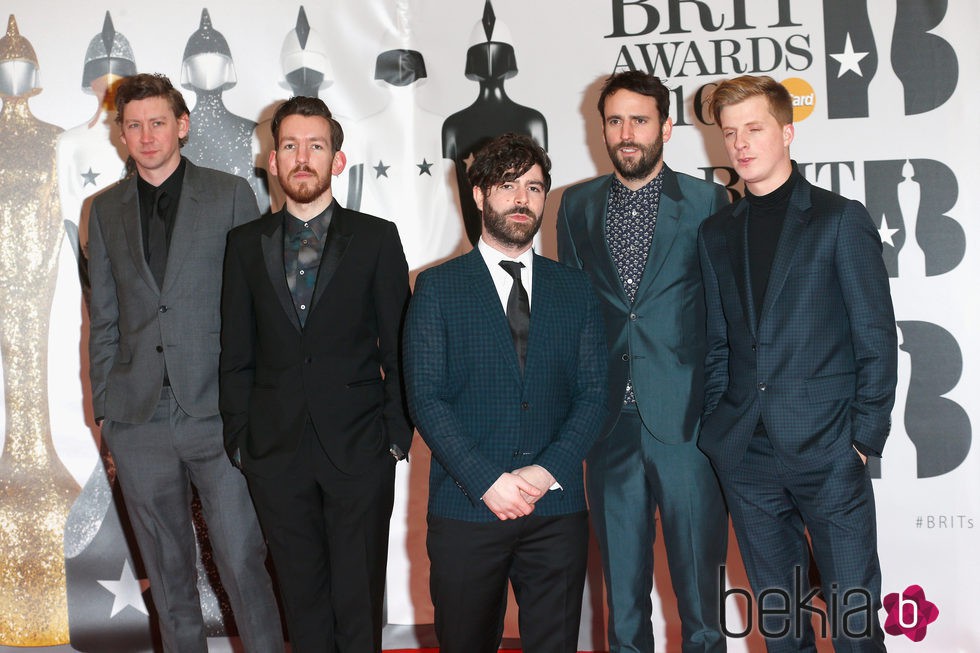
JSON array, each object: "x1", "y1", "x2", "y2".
[
  {"x1": 81, "y1": 167, "x2": 101, "y2": 187},
  {"x1": 417, "y1": 158, "x2": 433, "y2": 176},
  {"x1": 373, "y1": 160, "x2": 390, "y2": 178}
]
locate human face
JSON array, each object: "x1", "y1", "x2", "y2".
[
  {"x1": 602, "y1": 89, "x2": 672, "y2": 189},
  {"x1": 473, "y1": 164, "x2": 547, "y2": 256},
  {"x1": 119, "y1": 96, "x2": 189, "y2": 184},
  {"x1": 719, "y1": 94, "x2": 794, "y2": 196},
  {"x1": 270, "y1": 114, "x2": 345, "y2": 209}
]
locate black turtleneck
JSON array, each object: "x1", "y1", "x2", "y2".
[{"x1": 746, "y1": 165, "x2": 801, "y2": 319}]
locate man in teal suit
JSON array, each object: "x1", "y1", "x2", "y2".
[
  {"x1": 404, "y1": 133, "x2": 607, "y2": 653},
  {"x1": 557, "y1": 71, "x2": 729, "y2": 653},
  {"x1": 699, "y1": 75, "x2": 895, "y2": 651}
]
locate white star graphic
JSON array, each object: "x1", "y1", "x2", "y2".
[
  {"x1": 878, "y1": 214, "x2": 900, "y2": 247},
  {"x1": 829, "y1": 33, "x2": 869, "y2": 78},
  {"x1": 98, "y1": 560, "x2": 151, "y2": 617}
]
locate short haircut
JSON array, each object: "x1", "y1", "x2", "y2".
[
  {"x1": 114, "y1": 73, "x2": 190, "y2": 146},
  {"x1": 467, "y1": 133, "x2": 552, "y2": 195},
  {"x1": 709, "y1": 75, "x2": 793, "y2": 127},
  {"x1": 597, "y1": 70, "x2": 670, "y2": 125},
  {"x1": 270, "y1": 96, "x2": 344, "y2": 151}
]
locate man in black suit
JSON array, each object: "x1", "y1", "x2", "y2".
[
  {"x1": 698, "y1": 75, "x2": 896, "y2": 651},
  {"x1": 219, "y1": 96, "x2": 412, "y2": 652}
]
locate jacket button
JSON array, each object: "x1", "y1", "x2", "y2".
[
  {"x1": 521, "y1": 401, "x2": 529, "y2": 410},
  {"x1": 622, "y1": 353, "x2": 630, "y2": 361},
  {"x1": 156, "y1": 345, "x2": 164, "y2": 353},
  {"x1": 629, "y1": 313, "x2": 637, "y2": 321},
  {"x1": 751, "y1": 343, "x2": 757, "y2": 351},
  {"x1": 304, "y1": 356, "x2": 312, "y2": 364},
  {"x1": 758, "y1": 382, "x2": 767, "y2": 391}
]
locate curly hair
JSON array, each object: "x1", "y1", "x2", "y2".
[{"x1": 467, "y1": 133, "x2": 551, "y2": 196}]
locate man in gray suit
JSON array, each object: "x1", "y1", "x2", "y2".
[
  {"x1": 87, "y1": 73, "x2": 283, "y2": 653},
  {"x1": 557, "y1": 71, "x2": 729, "y2": 653}
]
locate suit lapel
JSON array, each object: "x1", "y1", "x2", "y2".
[
  {"x1": 466, "y1": 249, "x2": 524, "y2": 385},
  {"x1": 635, "y1": 168, "x2": 681, "y2": 301},
  {"x1": 118, "y1": 178, "x2": 158, "y2": 292},
  {"x1": 586, "y1": 178, "x2": 630, "y2": 307},
  {"x1": 160, "y1": 163, "x2": 200, "y2": 293},
  {"x1": 310, "y1": 205, "x2": 352, "y2": 313},
  {"x1": 725, "y1": 199, "x2": 756, "y2": 336},
  {"x1": 759, "y1": 182, "x2": 812, "y2": 325},
  {"x1": 524, "y1": 255, "x2": 555, "y2": 381},
  {"x1": 260, "y1": 212, "x2": 302, "y2": 332}
]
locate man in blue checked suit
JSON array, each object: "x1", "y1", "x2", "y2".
[
  {"x1": 699, "y1": 76, "x2": 896, "y2": 652},
  {"x1": 403, "y1": 133, "x2": 607, "y2": 653}
]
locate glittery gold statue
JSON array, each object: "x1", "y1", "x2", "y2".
[{"x1": 0, "y1": 14, "x2": 81, "y2": 646}]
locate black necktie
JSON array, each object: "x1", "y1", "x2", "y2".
[
  {"x1": 499, "y1": 260, "x2": 529, "y2": 373},
  {"x1": 147, "y1": 190, "x2": 169, "y2": 288}
]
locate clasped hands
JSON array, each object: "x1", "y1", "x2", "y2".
[{"x1": 482, "y1": 465, "x2": 556, "y2": 521}]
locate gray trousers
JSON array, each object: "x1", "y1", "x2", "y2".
[{"x1": 102, "y1": 387, "x2": 283, "y2": 653}]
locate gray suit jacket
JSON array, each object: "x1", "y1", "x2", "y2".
[
  {"x1": 557, "y1": 166, "x2": 729, "y2": 444},
  {"x1": 89, "y1": 159, "x2": 260, "y2": 423}
]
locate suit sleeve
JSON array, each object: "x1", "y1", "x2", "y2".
[
  {"x1": 403, "y1": 271, "x2": 501, "y2": 505},
  {"x1": 556, "y1": 194, "x2": 582, "y2": 269},
  {"x1": 218, "y1": 230, "x2": 257, "y2": 458},
  {"x1": 231, "y1": 175, "x2": 261, "y2": 228},
  {"x1": 835, "y1": 200, "x2": 897, "y2": 455},
  {"x1": 532, "y1": 278, "x2": 607, "y2": 488},
  {"x1": 374, "y1": 221, "x2": 413, "y2": 454},
  {"x1": 87, "y1": 201, "x2": 118, "y2": 420},
  {"x1": 699, "y1": 224, "x2": 729, "y2": 416}
]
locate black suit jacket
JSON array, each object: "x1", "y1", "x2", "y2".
[{"x1": 219, "y1": 204, "x2": 412, "y2": 477}]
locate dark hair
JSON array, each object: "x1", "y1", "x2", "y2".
[
  {"x1": 467, "y1": 133, "x2": 551, "y2": 195},
  {"x1": 114, "y1": 73, "x2": 190, "y2": 146},
  {"x1": 709, "y1": 75, "x2": 793, "y2": 126},
  {"x1": 597, "y1": 71, "x2": 670, "y2": 124},
  {"x1": 270, "y1": 96, "x2": 344, "y2": 151}
]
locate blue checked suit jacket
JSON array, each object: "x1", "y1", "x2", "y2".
[
  {"x1": 404, "y1": 248, "x2": 608, "y2": 522},
  {"x1": 698, "y1": 174, "x2": 897, "y2": 473}
]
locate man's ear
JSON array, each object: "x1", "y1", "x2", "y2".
[
  {"x1": 472, "y1": 185, "x2": 485, "y2": 210},
  {"x1": 331, "y1": 150, "x2": 347, "y2": 176}
]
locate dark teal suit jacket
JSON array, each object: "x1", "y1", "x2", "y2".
[
  {"x1": 698, "y1": 175, "x2": 897, "y2": 473},
  {"x1": 403, "y1": 248, "x2": 608, "y2": 522},
  {"x1": 557, "y1": 166, "x2": 729, "y2": 444}
]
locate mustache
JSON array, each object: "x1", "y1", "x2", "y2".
[
  {"x1": 290, "y1": 164, "x2": 317, "y2": 176},
  {"x1": 509, "y1": 206, "x2": 535, "y2": 217},
  {"x1": 617, "y1": 141, "x2": 645, "y2": 151}
]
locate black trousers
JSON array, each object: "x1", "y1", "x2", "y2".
[
  {"x1": 427, "y1": 510, "x2": 589, "y2": 653},
  {"x1": 246, "y1": 422, "x2": 395, "y2": 653}
]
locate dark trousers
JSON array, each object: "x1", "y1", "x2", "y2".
[
  {"x1": 587, "y1": 410, "x2": 729, "y2": 653},
  {"x1": 718, "y1": 431, "x2": 885, "y2": 653},
  {"x1": 103, "y1": 388, "x2": 283, "y2": 653},
  {"x1": 246, "y1": 421, "x2": 395, "y2": 653},
  {"x1": 427, "y1": 510, "x2": 589, "y2": 653}
]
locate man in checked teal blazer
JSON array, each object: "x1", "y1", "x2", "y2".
[
  {"x1": 404, "y1": 133, "x2": 607, "y2": 653},
  {"x1": 557, "y1": 72, "x2": 729, "y2": 653}
]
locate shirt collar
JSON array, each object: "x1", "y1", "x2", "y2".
[{"x1": 477, "y1": 236, "x2": 534, "y2": 270}]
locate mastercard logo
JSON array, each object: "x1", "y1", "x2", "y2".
[{"x1": 781, "y1": 77, "x2": 816, "y2": 122}]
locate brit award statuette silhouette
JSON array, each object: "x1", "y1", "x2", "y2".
[
  {"x1": 442, "y1": 0, "x2": 548, "y2": 245},
  {"x1": 0, "y1": 14, "x2": 80, "y2": 646}
]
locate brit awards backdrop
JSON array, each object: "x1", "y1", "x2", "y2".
[{"x1": 0, "y1": 1, "x2": 975, "y2": 651}]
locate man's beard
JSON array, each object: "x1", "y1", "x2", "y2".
[
  {"x1": 482, "y1": 202, "x2": 541, "y2": 250},
  {"x1": 608, "y1": 136, "x2": 664, "y2": 182},
  {"x1": 280, "y1": 164, "x2": 330, "y2": 204}
]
